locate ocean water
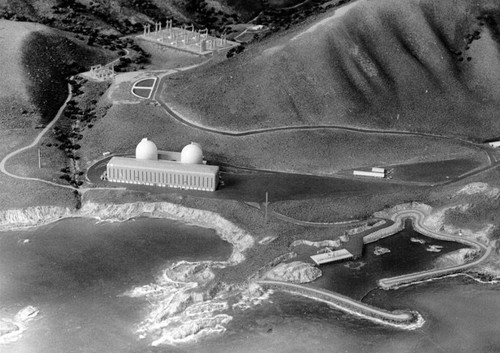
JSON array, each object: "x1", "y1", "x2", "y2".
[
  {"x1": 0, "y1": 217, "x2": 231, "y2": 353},
  {"x1": 193, "y1": 278, "x2": 500, "y2": 353},
  {"x1": 1, "y1": 218, "x2": 498, "y2": 353}
]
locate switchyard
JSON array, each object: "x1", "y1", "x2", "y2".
[{"x1": 138, "y1": 20, "x2": 240, "y2": 56}]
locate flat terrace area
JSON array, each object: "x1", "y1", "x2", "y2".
[{"x1": 137, "y1": 26, "x2": 240, "y2": 56}]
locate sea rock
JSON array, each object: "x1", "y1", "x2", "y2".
[
  {"x1": 0, "y1": 321, "x2": 19, "y2": 336},
  {"x1": 434, "y1": 248, "x2": 478, "y2": 267},
  {"x1": 156, "y1": 292, "x2": 193, "y2": 319},
  {"x1": 165, "y1": 262, "x2": 214, "y2": 284},
  {"x1": 426, "y1": 245, "x2": 443, "y2": 253},
  {"x1": 15, "y1": 306, "x2": 39, "y2": 322},
  {"x1": 264, "y1": 261, "x2": 321, "y2": 283},
  {"x1": 374, "y1": 246, "x2": 391, "y2": 256}
]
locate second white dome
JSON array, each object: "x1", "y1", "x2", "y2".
[{"x1": 181, "y1": 143, "x2": 203, "y2": 164}]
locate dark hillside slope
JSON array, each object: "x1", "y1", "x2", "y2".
[
  {"x1": 21, "y1": 29, "x2": 110, "y2": 123},
  {"x1": 164, "y1": 0, "x2": 500, "y2": 140},
  {"x1": 0, "y1": 20, "x2": 110, "y2": 128}
]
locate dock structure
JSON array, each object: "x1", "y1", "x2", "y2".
[
  {"x1": 138, "y1": 20, "x2": 239, "y2": 56},
  {"x1": 311, "y1": 249, "x2": 354, "y2": 266}
]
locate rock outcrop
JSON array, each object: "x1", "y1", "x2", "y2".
[
  {"x1": 264, "y1": 261, "x2": 321, "y2": 283},
  {"x1": 0, "y1": 201, "x2": 255, "y2": 264}
]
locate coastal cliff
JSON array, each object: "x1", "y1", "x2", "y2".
[
  {"x1": 0, "y1": 201, "x2": 255, "y2": 264},
  {"x1": 0, "y1": 201, "x2": 260, "y2": 346}
]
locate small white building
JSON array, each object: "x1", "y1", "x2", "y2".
[
  {"x1": 353, "y1": 170, "x2": 385, "y2": 178},
  {"x1": 371, "y1": 167, "x2": 386, "y2": 174},
  {"x1": 488, "y1": 141, "x2": 500, "y2": 148},
  {"x1": 311, "y1": 249, "x2": 354, "y2": 266},
  {"x1": 106, "y1": 138, "x2": 219, "y2": 191}
]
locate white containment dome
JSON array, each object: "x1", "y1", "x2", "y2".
[
  {"x1": 181, "y1": 142, "x2": 203, "y2": 164},
  {"x1": 135, "y1": 138, "x2": 158, "y2": 160}
]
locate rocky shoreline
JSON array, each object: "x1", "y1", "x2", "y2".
[
  {"x1": 0, "y1": 201, "x2": 258, "y2": 345},
  {"x1": 0, "y1": 201, "x2": 255, "y2": 264},
  {"x1": 1, "y1": 198, "x2": 498, "y2": 346}
]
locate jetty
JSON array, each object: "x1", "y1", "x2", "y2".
[
  {"x1": 376, "y1": 209, "x2": 492, "y2": 289},
  {"x1": 257, "y1": 280, "x2": 423, "y2": 330}
]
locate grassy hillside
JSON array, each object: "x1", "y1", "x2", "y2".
[
  {"x1": 77, "y1": 97, "x2": 486, "y2": 178},
  {"x1": 22, "y1": 29, "x2": 111, "y2": 123},
  {"x1": 0, "y1": 20, "x2": 40, "y2": 129},
  {"x1": 0, "y1": 19, "x2": 111, "y2": 126},
  {"x1": 163, "y1": 0, "x2": 500, "y2": 141}
]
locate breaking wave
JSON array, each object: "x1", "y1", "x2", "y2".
[{"x1": 123, "y1": 261, "x2": 273, "y2": 346}]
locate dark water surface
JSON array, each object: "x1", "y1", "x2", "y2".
[
  {"x1": 195, "y1": 277, "x2": 500, "y2": 353},
  {"x1": 0, "y1": 217, "x2": 231, "y2": 353},
  {"x1": 1, "y1": 218, "x2": 498, "y2": 353},
  {"x1": 310, "y1": 220, "x2": 467, "y2": 299}
]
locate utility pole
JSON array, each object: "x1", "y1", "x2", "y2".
[
  {"x1": 38, "y1": 148, "x2": 41, "y2": 169},
  {"x1": 265, "y1": 191, "x2": 269, "y2": 224}
]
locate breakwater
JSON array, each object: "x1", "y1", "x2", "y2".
[
  {"x1": 362, "y1": 220, "x2": 405, "y2": 244},
  {"x1": 257, "y1": 280, "x2": 424, "y2": 330},
  {"x1": 372, "y1": 208, "x2": 492, "y2": 289}
]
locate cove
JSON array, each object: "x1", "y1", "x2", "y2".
[{"x1": 0, "y1": 217, "x2": 231, "y2": 353}]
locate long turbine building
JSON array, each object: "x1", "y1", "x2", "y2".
[{"x1": 106, "y1": 138, "x2": 219, "y2": 191}]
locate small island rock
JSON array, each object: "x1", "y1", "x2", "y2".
[{"x1": 264, "y1": 261, "x2": 321, "y2": 283}]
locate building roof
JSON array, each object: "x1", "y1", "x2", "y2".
[
  {"x1": 310, "y1": 249, "x2": 354, "y2": 266},
  {"x1": 108, "y1": 156, "x2": 219, "y2": 175},
  {"x1": 158, "y1": 150, "x2": 181, "y2": 161}
]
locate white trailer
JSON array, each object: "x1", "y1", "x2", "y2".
[
  {"x1": 371, "y1": 167, "x2": 386, "y2": 173},
  {"x1": 488, "y1": 141, "x2": 500, "y2": 148},
  {"x1": 353, "y1": 170, "x2": 385, "y2": 178}
]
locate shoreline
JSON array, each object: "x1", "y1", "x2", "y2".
[
  {"x1": 373, "y1": 206, "x2": 492, "y2": 289},
  {"x1": 257, "y1": 280, "x2": 425, "y2": 330},
  {"x1": 0, "y1": 201, "x2": 255, "y2": 265},
  {"x1": 256, "y1": 203, "x2": 495, "y2": 329},
  {"x1": 0, "y1": 200, "x2": 496, "y2": 344},
  {"x1": 0, "y1": 200, "x2": 256, "y2": 346}
]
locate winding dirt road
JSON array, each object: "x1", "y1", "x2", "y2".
[{"x1": 0, "y1": 83, "x2": 77, "y2": 190}]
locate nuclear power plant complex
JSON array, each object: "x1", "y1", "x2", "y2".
[{"x1": 106, "y1": 138, "x2": 219, "y2": 191}]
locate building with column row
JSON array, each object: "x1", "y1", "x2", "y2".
[{"x1": 106, "y1": 138, "x2": 219, "y2": 191}]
